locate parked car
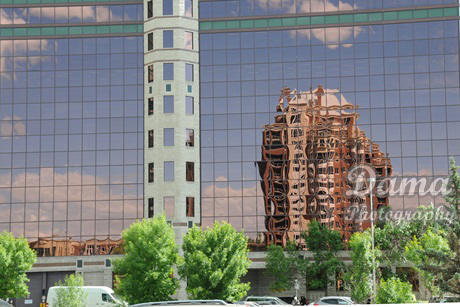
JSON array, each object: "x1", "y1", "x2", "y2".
[
  {"x1": 309, "y1": 297, "x2": 354, "y2": 305},
  {"x1": 0, "y1": 299, "x2": 12, "y2": 307},
  {"x1": 244, "y1": 296, "x2": 291, "y2": 306},
  {"x1": 131, "y1": 300, "x2": 244, "y2": 307},
  {"x1": 47, "y1": 286, "x2": 126, "y2": 307},
  {"x1": 439, "y1": 297, "x2": 460, "y2": 303}
]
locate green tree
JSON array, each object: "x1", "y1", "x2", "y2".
[
  {"x1": 414, "y1": 158, "x2": 460, "y2": 296},
  {"x1": 300, "y1": 220, "x2": 345, "y2": 294},
  {"x1": 0, "y1": 231, "x2": 37, "y2": 300},
  {"x1": 346, "y1": 231, "x2": 381, "y2": 304},
  {"x1": 405, "y1": 228, "x2": 450, "y2": 298},
  {"x1": 113, "y1": 216, "x2": 180, "y2": 304},
  {"x1": 53, "y1": 274, "x2": 87, "y2": 307},
  {"x1": 265, "y1": 241, "x2": 298, "y2": 292},
  {"x1": 179, "y1": 222, "x2": 251, "y2": 301},
  {"x1": 375, "y1": 277, "x2": 415, "y2": 304}
]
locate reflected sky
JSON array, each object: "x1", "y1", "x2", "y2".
[{"x1": 199, "y1": 20, "x2": 460, "y2": 244}]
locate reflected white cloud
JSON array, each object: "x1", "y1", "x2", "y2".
[{"x1": 0, "y1": 116, "x2": 26, "y2": 139}]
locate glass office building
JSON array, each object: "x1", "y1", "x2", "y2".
[
  {"x1": 0, "y1": 1, "x2": 144, "y2": 257},
  {"x1": 0, "y1": 0, "x2": 459, "y2": 301},
  {"x1": 198, "y1": 0, "x2": 460, "y2": 249}
]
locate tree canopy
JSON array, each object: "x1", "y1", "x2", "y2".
[
  {"x1": 346, "y1": 230, "x2": 380, "y2": 304},
  {"x1": 179, "y1": 222, "x2": 251, "y2": 301},
  {"x1": 53, "y1": 274, "x2": 87, "y2": 307},
  {"x1": 113, "y1": 216, "x2": 180, "y2": 304},
  {"x1": 0, "y1": 231, "x2": 37, "y2": 300},
  {"x1": 375, "y1": 277, "x2": 415, "y2": 304}
]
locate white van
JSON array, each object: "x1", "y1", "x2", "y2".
[{"x1": 47, "y1": 286, "x2": 126, "y2": 307}]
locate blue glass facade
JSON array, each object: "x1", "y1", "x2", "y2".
[
  {"x1": 0, "y1": 2, "x2": 143, "y2": 256},
  {"x1": 199, "y1": 1, "x2": 460, "y2": 248}
]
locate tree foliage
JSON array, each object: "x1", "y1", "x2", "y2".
[
  {"x1": 346, "y1": 231, "x2": 380, "y2": 304},
  {"x1": 375, "y1": 277, "x2": 415, "y2": 304},
  {"x1": 414, "y1": 158, "x2": 460, "y2": 296},
  {"x1": 53, "y1": 274, "x2": 87, "y2": 307},
  {"x1": 113, "y1": 216, "x2": 180, "y2": 304},
  {"x1": 405, "y1": 228, "x2": 450, "y2": 298},
  {"x1": 265, "y1": 241, "x2": 298, "y2": 292},
  {"x1": 300, "y1": 220, "x2": 345, "y2": 293},
  {"x1": 0, "y1": 231, "x2": 37, "y2": 300},
  {"x1": 179, "y1": 222, "x2": 251, "y2": 301}
]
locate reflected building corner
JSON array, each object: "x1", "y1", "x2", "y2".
[{"x1": 258, "y1": 85, "x2": 392, "y2": 248}]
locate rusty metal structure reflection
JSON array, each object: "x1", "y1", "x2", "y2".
[{"x1": 258, "y1": 86, "x2": 392, "y2": 247}]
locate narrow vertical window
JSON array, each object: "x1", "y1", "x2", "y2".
[
  {"x1": 148, "y1": 64, "x2": 154, "y2": 83},
  {"x1": 185, "y1": 96, "x2": 194, "y2": 114},
  {"x1": 164, "y1": 196, "x2": 174, "y2": 218},
  {"x1": 163, "y1": 63, "x2": 174, "y2": 80},
  {"x1": 148, "y1": 163, "x2": 154, "y2": 183},
  {"x1": 185, "y1": 63, "x2": 193, "y2": 81},
  {"x1": 184, "y1": 0, "x2": 193, "y2": 17},
  {"x1": 148, "y1": 130, "x2": 154, "y2": 148},
  {"x1": 148, "y1": 198, "x2": 154, "y2": 218},
  {"x1": 147, "y1": 0, "x2": 153, "y2": 18},
  {"x1": 186, "y1": 161, "x2": 194, "y2": 182},
  {"x1": 163, "y1": 30, "x2": 174, "y2": 48},
  {"x1": 164, "y1": 95, "x2": 174, "y2": 113},
  {"x1": 147, "y1": 32, "x2": 153, "y2": 50},
  {"x1": 186, "y1": 129, "x2": 194, "y2": 147},
  {"x1": 163, "y1": 0, "x2": 173, "y2": 15},
  {"x1": 186, "y1": 197, "x2": 195, "y2": 217},
  {"x1": 164, "y1": 161, "x2": 174, "y2": 181},
  {"x1": 164, "y1": 128, "x2": 174, "y2": 146},
  {"x1": 148, "y1": 97, "x2": 154, "y2": 115},
  {"x1": 184, "y1": 31, "x2": 193, "y2": 49}
]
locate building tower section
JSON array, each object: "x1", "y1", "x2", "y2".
[
  {"x1": 258, "y1": 86, "x2": 392, "y2": 247},
  {"x1": 144, "y1": 0, "x2": 200, "y2": 243}
]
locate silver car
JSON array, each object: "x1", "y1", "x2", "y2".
[{"x1": 310, "y1": 297, "x2": 354, "y2": 305}]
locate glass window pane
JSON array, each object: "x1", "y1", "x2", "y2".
[
  {"x1": 164, "y1": 95, "x2": 174, "y2": 113},
  {"x1": 163, "y1": 30, "x2": 174, "y2": 48},
  {"x1": 163, "y1": 0, "x2": 173, "y2": 15},
  {"x1": 163, "y1": 63, "x2": 174, "y2": 80},
  {"x1": 185, "y1": 64, "x2": 193, "y2": 81},
  {"x1": 184, "y1": 0, "x2": 193, "y2": 17},
  {"x1": 185, "y1": 31, "x2": 193, "y2": 49},
  {"x1": 186, "y1": 96, "x2": 194, "y2": 114},
  {"x1": 164, "y1": 196, "x2": 174, "y2": 217},
  {"x1": 164, "y1": 162, "x2": 174, "y2": 181},
  {"x1": 164, "y1": 128, "x2": 174, "y2": 146}
]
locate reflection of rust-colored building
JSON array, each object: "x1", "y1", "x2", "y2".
[
  {"x1": 29, "y1": 238, "x2": 123, "y2": 257},
  {"x1": 258, "y1": 86, "x2": 392, "y2": 247}
]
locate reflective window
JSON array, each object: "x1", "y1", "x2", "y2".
[
  {"x1": 148, "y1": 33, "x2": 153, "y2": 51},
  {"x1": 186, "y1": 96, "x2": 194, "y2": 114},
  {"x1": 185, "y1": 64, "x2": 194, "y2": 81},
  {"x1": 148, "y1": 98, "x2": 154, "y2": 115},
  {"x1": 164, "y1": 161, "x2": 174, "y2": 181},
  {"x1": 163, "y1": 30, "x2": 174, "y2": 48},
  {"x1": 186, "y1": 129, "x2": 194, "y2": 147},
  {"x1": 148, "y1": 198, "x2": 154, "y2": 218},
  {"x1": 185, "y1": 31, "x2": 193, "y2": 50},
  {"x1": 163, "y1": 63, "x2": 174, "y2": 80},
  {"x1": 186, "y1": 162, "x2": 194, "y2": 182},
  {"x1": 164, "y1": 196, "x2": 174, "y2": 218},
  {"x1": 148, "y1": 130, "x2": 154, "y2": 148},
  {"x1": 163, "y1": 0, "x2": 173, "y2": 15},
  {"x1": 184, "y1": 0, "x2": 193, "y2": 17},
  {"x1": 164, "y1": 96, "x2": 174, "y2": 113},
  {"x1": 148, "y1": 163, "x2": 154, "y2": 183},
  {"x1": 147, "y1": 1, "x2": 153, "y2": 18},
  {"x1": 164, "y1": 128, "x2": 174, "y2": 146},
  {"x1": 148, "y1": 64, "x2": 154, "y2": 83},
  {"x1": 186, "y1": 197, "x2": 195, "y2": 217}
]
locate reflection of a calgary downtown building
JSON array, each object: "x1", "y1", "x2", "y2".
[{"x1": 258, "y1": 86, "x2": 392, "y2": 247}]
